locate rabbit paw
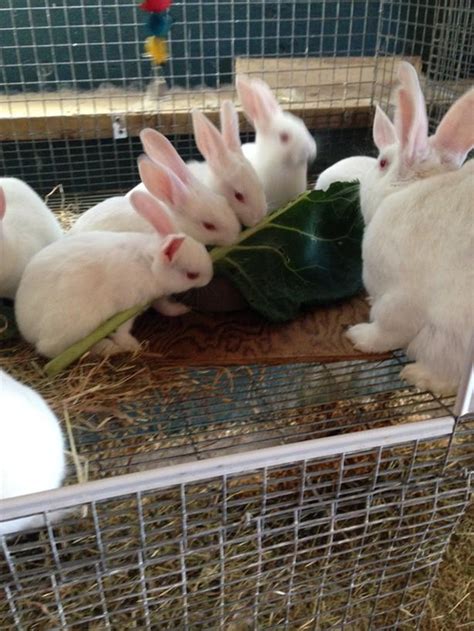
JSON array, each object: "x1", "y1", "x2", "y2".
[
  {"x1": 112, "y1": 333, "x2": 142, "y2": 353},
  {"x1": 346, "y1": 323, "x2": 397, "y2": 353},
  {"x1": 400, "y1": 363, "x2": 457, "y2": 396},
  {"x1": 91, "y1": 338, "x2": 123, "y2": 357},
  {"x1": 153, "y1": 297, "x2": 191, "y2": 317}
]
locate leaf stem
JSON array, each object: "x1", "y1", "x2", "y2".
[{"x1": 44, "y1": 304, "x2": 148, "y2": 377}]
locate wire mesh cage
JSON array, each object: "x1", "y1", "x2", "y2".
[
  {"x1": 1, "y1": 418, "x2": 472, "y2": 629},
  {"x1": 1, "y1": 1, "x2": 473, "y2": 629},
  {"x1": 1, "y1": 356, "x2": 473, "y2": 629},
  {"x1": 1, "y1": 1, "x2": 472, "y2": 194}
]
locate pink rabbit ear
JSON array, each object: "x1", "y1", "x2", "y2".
[
  {"x1": 0, "y1": 187, "x2": 5, "y2": 220},
  {"x1": 219, "y1": 100, "x2": 241, "y2": 153},
  {"x1": 236, "y1": 75, "x2": 279, "y2": 131},
  {"x1": 396, "y1": 62, "x2": 429, "y2": 165},
  {"x1": 191, "y1": 108, "x2": 231, "y2": 171},
  {"x1": 129, "y1": 190, "x2": 176, "y2": 236},
  {"x1": 373, "y1": 105, "x2": 397, "y2": 151},
  {"x1": 137, "y1": 156, "x2": 189, "y2": 210},
  {"x1": 431, "y1": 88, "x2": 474, "y2": 168},
  {"x1": 161, "y1": 235, "x2": 185, "y2": 264},
  {"x1": 139, "y1": 128, "x2": 190, "y2": 184}
]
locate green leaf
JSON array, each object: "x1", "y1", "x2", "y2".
[
  {"x1": 211, "y1": 181, "x2": 364, "y2": 321},
  {"x1": 43, "y1": 181, "x2": 363, "y2": 374}
]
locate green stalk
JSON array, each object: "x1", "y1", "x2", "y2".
[{"x1": 44, "y1": 304, "x2": 148, "y2": 377}]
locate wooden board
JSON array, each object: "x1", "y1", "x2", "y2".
[
  {"x1": 0, "y1": 55, "x2": 422, "y2": 142},
  {"x1": 135, "y1": 295, "x2": 391, "y2": 366}
]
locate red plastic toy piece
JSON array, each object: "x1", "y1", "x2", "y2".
[{"x1": 140, "y1": 0, "x2": 171, "y2": 12}]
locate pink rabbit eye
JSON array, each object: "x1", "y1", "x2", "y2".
[
  {"x1": 234, "y1": 192, "x2": 245, "y2": 203},
  {"x1": 203, "y1": 221, "x2": 216, "y2": 231},
  {"x1": 280, "y1": 132, "x2": 290, "y2": 144},
  {"x1": 187, "y1": 272, "x2": 199, "y2": 280},
  {"x1": 379, "y1": 158, "x2": 388, "y2": 169}
]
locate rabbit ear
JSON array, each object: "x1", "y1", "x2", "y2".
[
  {"x1": 138, "y1": 156, "x2": 190, "y2": 210},
  {"x1": 129, "y1": 190, "x2": 176, "y2": 236},
  {"x1": 396, "y1": 62, "x2": 429, "y2": 165},
  {"x1": 236, "y1": 75, "x2": 279, "y2": 131},
  {"x1": 161, "y1": 235, "x2": 185, "y2": 264},
  {"x1": 431, "y1": 88, "x2": 474, "y2": 168},
  {"x1": 373, "y1": 105, "x2": 397, "y2": 151},
  {"x1": 139, "y1": 128, "x2": 190, "y2": 184},
  {"x1": 191, "y1": 109, "x2": 232, "y2": 171},
  {"x1": 0, "y1": 187, "x2": 5, "y2": 220},
  {"x1": 220, "y1": 100, "x2": 242, "y2": 153}
]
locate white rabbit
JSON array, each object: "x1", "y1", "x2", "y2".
[
  {"x1": 15, "y1": 190, "x2": 213, "y2": 358},
  {"x1": 236, "y1": 75, "x2": 317, "y2": 211},
  {"x1": 187, "y1": 100, "x2": 267, "y2": 227},
  {"x1": 361, "y1": 62, "x2": 474, "y2": 225},
  {"x1": 347, "y1": 64, "x2": 474, "y2": 395},
  {"x1": 0, "y1": 369, "x2": 65, "y2": 535},
  {"x1": 71, "y1": 129, "x2": 240, "y2": 246},
  {"x1": 314, "y1": 156, "x2": 377, "y2": 191},
  {"x1": 0, "y1": 178, "x2": 62, "y2": 299}
]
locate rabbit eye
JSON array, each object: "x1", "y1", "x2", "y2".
[
  {"x1": 234, "y1": 192, "x2": 245, "y2": 203},
  {"x1": 280, "y1": 132, "x2": 290, "y2": 144},
  {"x1": 379, "y1": 158, "x2": 388, "y2": 169},
  {"x1": 203, "y1": 221, "x2": 216, "y2": 231},
  {"x1": 187, "y1": 272, "x2": 199, "y2": 280}
]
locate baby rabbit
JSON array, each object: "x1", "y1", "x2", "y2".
[
  {"x1": 0, "y1": 178, "x2": 62, "y2": 299},
  {"x1": 314, "y1": 156, "x2": 377, "y2": 192},
  {"x1": 347, "y1": 63, "x2": 474, "y2": 395},
  {"x1": 187, "y1": 100, "x2": 267, "y2": 227},
  {"x1": 15, "y1": 191, "x2": 213, "y2": 358},
  {"x1": 71, "y1": 129, "x2": 240, "y2": 247},
  {"x1": 236, "y1": 75, "x2": 317, "y2": 211},
  {"x1": 361, "y1": 63, "x2": 474, "y2": 224},
  {"x1": 0, "y1": 369, "x2": 65, "y2": 535}
]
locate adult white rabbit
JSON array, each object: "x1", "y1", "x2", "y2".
[
  {"x1": 314, "y1": 156, "x2": 377, "y2": 191},
  {"x1": 71, "y1": 129, "x2": 240, "y2": 246},
  {"x1": 361, "y1": 62, "x2": 474, "y2": 225},
  {"x1": 236, "y1": 75, "x2": 317, "y2": 211},
  {"x1": 0, "y1": 178, "x2": 62, "y2": 299},
  {"x1": 347, "y1": 63, "x2": 474, "y2": 395},
  {"x1": 187, "y1": 100, "x2": 267, "y2": 226},
  {"x1": 15, "y1": 191, "x2": 213, "y2": 358},
  {"x1": 0, "y1": 369, "x2": 65, "y2": 535}
]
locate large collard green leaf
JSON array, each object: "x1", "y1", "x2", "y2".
[{"x1": 211, "y1": 181, "x2": 364, "y2": 322}]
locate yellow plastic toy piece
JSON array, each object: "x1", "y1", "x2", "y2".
[{"x1": 144, "y1": 36, "x2": 169, "y2": 65}]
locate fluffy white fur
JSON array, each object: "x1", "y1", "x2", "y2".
[
  {"x1": 187, "y1": 100, "x2": 267, "y2": 226},
  {"x1": 236, "y1": 75, "x2": 317, "y2": 211},
  {"x1": 15, "y1": 191, "x2": 213, "y2": 358},
  {"x1": 0, "y1": 369, "x2": 65, "y2": 535},
  {"x1": 0, "y1": 178, "x2": 62, "y2": 299},
  {"x1": 347, "y1": 62, "x2": 474, "y2": 394},
  {"x1": 314, "y1": 156, "x2": 377, "y2": 191},
  {"x1": 71, "y1": 128, "x2": 240, "y2": 246}
]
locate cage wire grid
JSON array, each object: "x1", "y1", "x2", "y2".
[
  {"x1": 0, "y1": 418, "x2": 471, "y2": 630},
  {"x1": 1, "y1": 1, "x2": 472, "y2": 192}
]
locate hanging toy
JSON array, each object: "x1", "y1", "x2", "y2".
[{"x1": 140, "y1": 0, "x2": 173, "y2": 66}]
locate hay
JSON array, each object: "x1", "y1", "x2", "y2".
[
  {"x1": 0, "y1": 334, "x2": 471, "y2": 629},
  {"x1": 421, "y1": 505, "x2": 473, "y2": 631}
]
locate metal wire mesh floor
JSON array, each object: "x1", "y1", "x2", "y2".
[
  {"x1": 1, "y1": 435, "x2": 470, "y2": 630},
  {"x1": 58, "y1": 353, "x2": 456, "y2": 484}
]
